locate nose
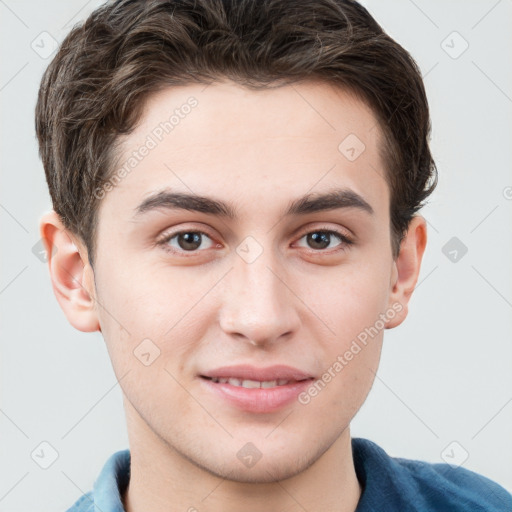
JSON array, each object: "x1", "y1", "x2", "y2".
[{"x1": 218, "y1": 244, "x2": 301, "y2": 347}]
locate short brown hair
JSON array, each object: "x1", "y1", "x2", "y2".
[{"x1": 35, "y1": 0, "x2": 437, "y2": 266}]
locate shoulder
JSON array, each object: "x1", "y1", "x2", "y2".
[
  {"x1": 352, "y1": 437, "x2": 512, "y2": 512},
  {"x1": 395, "y1": 455, "x2": 512, "y2": 511}
]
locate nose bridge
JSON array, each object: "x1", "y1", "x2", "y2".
[{"x1": 218, "y1": 238, "x2": 299, "y2": 345}]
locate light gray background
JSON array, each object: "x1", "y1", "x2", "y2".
[{"x1": 1, "y1": 0, "x2": 511, "y2": 510}]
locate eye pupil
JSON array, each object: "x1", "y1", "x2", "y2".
[
  {"x1": 179, "y1": 232, "x2": 202, "y2": 251},
  {"x1": 308, "y1": 232, "x2": 331, "y2": 249}
]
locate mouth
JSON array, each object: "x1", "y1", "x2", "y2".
[
  {"x1": 198, "y1": 365, "x2": 315, "y2": 413},
  {"x1": 200, "y1": 376, "x2": 312, "y2": 388}
]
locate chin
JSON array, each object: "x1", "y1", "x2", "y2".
[
  {"x1": 210, "y1": 459, "x2": 311, "y2": 484},
  {"x1": 188, "y1": 442, "x2": 322, "y2": 484}
]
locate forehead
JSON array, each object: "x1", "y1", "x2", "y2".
[{"x1": 100, "y1": 79, "x2": 389, "y2": 225}]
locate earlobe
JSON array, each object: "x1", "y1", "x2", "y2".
[
  {"x1": 39, "y1": 210, "x2": 100, "y2": 333},
  {"x1": 385, "y1": 216, "x2": 427, "y2": 329}
]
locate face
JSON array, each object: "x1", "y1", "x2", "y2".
[{"x1": 87, "y1": 80, "x2": 401, "y2": 482}]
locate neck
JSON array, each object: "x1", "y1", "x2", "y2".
[{"x1": 122, "y1": 401, "x2": 361, "y2": 512}]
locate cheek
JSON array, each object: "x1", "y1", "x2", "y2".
[
  {"x1": 97, "y1": 256, "x2": 195, "y2": 327},
  {"x1": 307, "y1": 258, "x2": 393, "y2": 343},
  {"x1": 95, "y1": 261, "x2": 213, "y2": 370}
]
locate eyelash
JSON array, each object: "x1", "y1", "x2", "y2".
[{"x1": 156, "y1": 226, "x2": 354, "y2": 257}]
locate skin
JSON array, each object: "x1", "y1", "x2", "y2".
[{"x1": 40, "y1": 80, "x2": 426, "y2": 512}]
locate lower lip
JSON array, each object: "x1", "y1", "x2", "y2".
[{"x1": 200, "y1": 377, "x2": 314, "y2": 413}]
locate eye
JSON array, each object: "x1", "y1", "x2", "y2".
[
  {"x1": 157, "y1": 230, "x2": 216, "y2": 254},
  {"x1": 295, "y1": 228, "x2": 353, "y2": 252},
  {"x1": 156, "y1": 226, "x2": 353, "y2": 257}
]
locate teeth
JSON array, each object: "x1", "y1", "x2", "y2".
[
  {"x1": 240, "y1": 379, "x2": 261, "y2": 388},
  {"x1": 210, "y1": 377, "x2": 229, "y2": 383},
  {"x1": 209, "y1": 377, "x2": 290, "y2": 388}
]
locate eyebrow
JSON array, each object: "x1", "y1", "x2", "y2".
[{"x1": 132, "y1": 187, "x2": 374, "y2": 220}]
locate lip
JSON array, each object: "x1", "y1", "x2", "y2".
[
  {"x1": 200, "y1": 364, "x2": 313, "y2": 381},
  {"x1": 199, "y1": 365, "x2": 314, "y2": 413}
]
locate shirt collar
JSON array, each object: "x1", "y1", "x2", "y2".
[{"x1": 93, "y1": 449, "x2": 130, "y2": 512}]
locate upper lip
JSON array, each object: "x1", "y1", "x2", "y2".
[{"x1": 200, "y1": 364, "x2": 314, "y2": 382}]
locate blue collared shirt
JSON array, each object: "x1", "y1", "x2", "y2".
[{"x1": 66, "y1": 437, "x2": 512, "y2": 511}]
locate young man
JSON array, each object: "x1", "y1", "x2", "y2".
[{"x1": 35, "y1": 0, "x2": 511, "y2": 511}]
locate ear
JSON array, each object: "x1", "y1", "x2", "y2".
[
  {"x1": 39, "y1": 210, "x2": 100, "y2": 333},
  {"x1": 385, "y1": 215, "x2": 427, "y2": 329}
]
